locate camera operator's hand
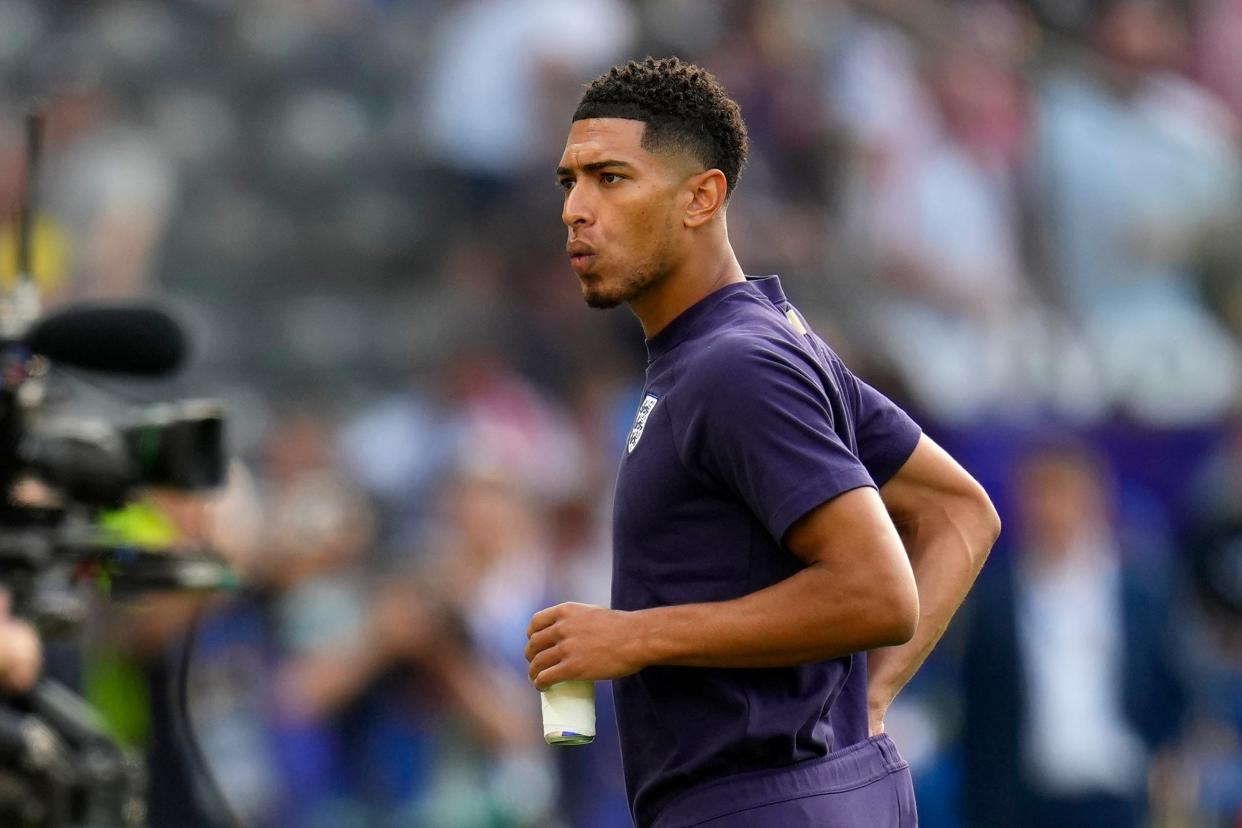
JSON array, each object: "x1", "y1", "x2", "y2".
[
  {"x1": 371, "y1": 579, "x2": 443, "y2": 663},
  {"x1": 0, "y1": 591, "x2": 41, "y2": 694}
]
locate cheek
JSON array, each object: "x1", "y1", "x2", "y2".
[
  {"x1": 624, "y1": 203, "x2": 672, "y2": 254},
  {"x1": 596, "y1": 189, "x2": 676, "y2": 269}
]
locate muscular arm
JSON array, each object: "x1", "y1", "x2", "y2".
[
  {"x1": 867, "y1": 434, "x2": 1000, "y2": 733},
  {"x1": 526, "y1": 485, "x2": 919, "y2": 689}
]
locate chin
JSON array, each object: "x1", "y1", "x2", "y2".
[
  {"x1": 579, "y1": 273, "x2": 626, "y2": 309},
  {"x1": 579, "y1": 266, "x2": 653, "y2": 310},
  {"x1": 582, "y1": 287, "x2": 624, "y2": 309}
]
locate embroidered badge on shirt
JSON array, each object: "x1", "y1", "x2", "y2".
[{"x1": 627, "y1": 394, "x2": 659, "y2": 454}]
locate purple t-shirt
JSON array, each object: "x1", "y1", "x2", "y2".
[{"x1": 611, "y1": 275, "x2": 921, "y2": 827}]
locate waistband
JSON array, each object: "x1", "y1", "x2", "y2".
[{"x1": 651, "y1": 734, "x2": 909, "y2": 828}]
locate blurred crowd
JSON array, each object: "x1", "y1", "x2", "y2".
[{"x1": 2, "y1": 0, "x2": 1242, "y2": 826}]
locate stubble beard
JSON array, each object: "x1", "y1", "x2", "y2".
[
  {"x1": 581, "y1": 264, "x2": 663, "y2": 309},
  {"x1": 581, "y1": 216, "x2": 676, "y2": 310}
]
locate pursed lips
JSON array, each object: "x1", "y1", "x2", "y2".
[{"x1": 568, "y1": 241, "x2": 597, "y2": 274}]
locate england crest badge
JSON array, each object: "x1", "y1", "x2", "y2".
[{"x1": 627, "y1": 394, "x2": 659, "y2": 454}]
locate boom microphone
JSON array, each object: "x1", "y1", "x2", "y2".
[{"x1": 23, "y1": 304, "x2": 188, "y2": 376}]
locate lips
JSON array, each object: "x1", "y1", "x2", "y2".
[{"x1": 567, "y1": 241, "x2": 597, "y2": 275}]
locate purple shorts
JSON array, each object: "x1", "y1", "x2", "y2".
[{"x1": 650, "y1": 734, "x2": 918, "y2": 828}]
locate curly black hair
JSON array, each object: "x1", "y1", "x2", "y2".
[{"x1": 573, "y1": 57, "x2": 749, "y2": 198}]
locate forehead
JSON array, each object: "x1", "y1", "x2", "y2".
[{"x1": 558, "y1": 118, "x2": 651, "y2": 168}]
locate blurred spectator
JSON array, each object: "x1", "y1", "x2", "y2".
[
  {"x1": 421, "y1": 0, "x2": 636, "y2": 186},
  {"x1": 340, "y1": 335, "x2": 587, "y2": 546},
  {"x1": 960, "y1": 439, "x2": 1185, "y2": 827},
  {"x1": 88, "y1": 487, "x2": 245, "y2": 828},
  {"x1": 688, "y1": 2, "x2": 843, "y2": 279},
  {"x1": 1031, "y1": 0, "x2": 1242, "y2": 424},
  {"x1": 39, "y1": 86, "x2": 177, "y2": 300},
  {"x1": 1174, "y1": 525, "x2": 1242, "y2": 827},
  {"x1": 834, "y1": 5, "x2": 1038, "y2": 421},
  {"x1": 1192, "y1": 0, "x2": 1242, "y2": 120},
  {"x1": 1168, "y1": 414, "x2": 1242, "y2": 825},
  {"x1": 246, "y1": 413, "x2": 376, "y2": 825},
  {"x1": 271, "y1": 468, "x2": 556, "y2": 827}
]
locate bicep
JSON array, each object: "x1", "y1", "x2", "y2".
[{"x1": 785, "y1": 485, "x2": 910, "y2": 578}]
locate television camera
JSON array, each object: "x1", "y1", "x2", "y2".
[{"x1": 0, "y1": 109, "x2": 238, "y2": 828}]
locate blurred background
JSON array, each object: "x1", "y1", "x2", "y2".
[{"x1": 1, "y1": 0, "x2": 1241, "y2": 826}]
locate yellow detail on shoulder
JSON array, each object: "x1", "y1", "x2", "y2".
[{"x1": 785, "y1": 308, "x2": 808, "y2": 336}]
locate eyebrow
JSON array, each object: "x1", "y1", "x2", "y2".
[{"x1": 555, "y1": 160, "x2": 635, "y2": 177}]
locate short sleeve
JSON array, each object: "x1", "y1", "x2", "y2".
[
  {"x1": 848, "y1": 373, "x2": 922, "y2": 487},
  {"x1": 670, "y1": 339, "x2": 876, "y2": 544}
]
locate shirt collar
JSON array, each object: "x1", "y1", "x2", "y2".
[
  {"x1": 643, "y1": 275, "x2": 783, "y2": 363},
  {"x1": 746, "y1": 274, "x2": 787, "y2": 306}
]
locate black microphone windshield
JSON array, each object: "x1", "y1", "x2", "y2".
[{"x1": 25, "y1": 303, "x2": 188, "y2": 376}]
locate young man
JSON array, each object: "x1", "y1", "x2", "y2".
[{"x1": 525, "y1": 57, "x2": 1000, "y2": 828}]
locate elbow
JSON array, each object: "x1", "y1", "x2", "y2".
[
  {"x1": 870, "y1": 573, "x2": 919, "y2": 648},
  {"x1": 973, "y1": 487, "x2": 1002, "y2": 563},
  {"x1": 985, "y1": 504, "x2": 1002, "y2": 550},
  {"x1": 950, "y1": 478, "x2": 1001, "y2": 569},
  {"x1": 887, "y1": 584, "x2": 920, "y2": 647}
]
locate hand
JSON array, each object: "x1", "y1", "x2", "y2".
[
  {"x1": 868, "y1": 706, "x2": 886, "y2": 737},
  {"x1": 525, "y1": 602, "x2": 646, "y2": 691},
  {"x1": 371, "y1": 581, "x2": 441, "y2": 663},
  {"x1": 867, "y1": 689, "x2": 893, "y2": 737},
  {"x1": 0, "y1": 592, "x2": 40, "y2": 695}
]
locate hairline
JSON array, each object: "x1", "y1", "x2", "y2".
[{"x1": 570, "y1": 113, "x2": 728, "y2": 194}]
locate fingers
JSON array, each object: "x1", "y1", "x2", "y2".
[
  {"x1": 525, "y1": 612, "x2": 564, "y2": 686},
  {"x1": 525, "y1": 603, "x2": 605, "y2": 689},
  {"x1": 533, "y1": 663, "x2": 570, "y2": 692},
  {"x1": 525, "y1": 604, "x2": 572, "y2": 665},
  {"x1": 527, "y1": 602, "x2": 598, "y2": 638},
  {"x1": 529, "y1": 642, "x2": 581, "y2": 690},
  {"x1": 527, "y1": 603, "x2": 566, "y2": 638},
  {"x1": 527, "y1": 645, "x2": 561, "y2": 684},
  {"x1": 524, "y1": 626, "x2": 559, "y2": 663}
]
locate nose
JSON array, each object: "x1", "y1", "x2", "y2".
[{"x1": 561, "y1": 182, "x2": 593, "y2": 229}]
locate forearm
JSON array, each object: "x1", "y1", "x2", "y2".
[
  {"x1": 526, "y1": 487, "x2": 918, "y2": 689},
  {"x1": 867, "y1": 508, "x2": 994, "y2": 709},
  {"x1": 634, "y1": 562, "x2": 914, "y2": 670}
]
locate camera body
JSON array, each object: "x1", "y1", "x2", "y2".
[
  {"x1": 0, "y1": 106, "x2": 237, "y2": 828},
  {"x1": 0, "y1": 307, "x2": 232, "y2": 828}
]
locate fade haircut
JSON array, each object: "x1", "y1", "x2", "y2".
[{"x1": 573, "y1": 57, "x2": 749, "y2": 198}]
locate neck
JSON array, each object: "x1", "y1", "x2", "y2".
[{"x1": 629, "y1": 239, "x2": 746, "y2": 339}]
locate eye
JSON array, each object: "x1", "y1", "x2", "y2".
[
  {"x1": 557, "y1": 178, "x2": 574, "y2": 192},
  {"x1": 600, "y1": 172, "x2": 623, "y2": 185}
]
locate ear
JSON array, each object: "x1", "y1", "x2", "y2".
[{"x1": 682, "y1": 169, "x2": 729, "y2": 229}]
